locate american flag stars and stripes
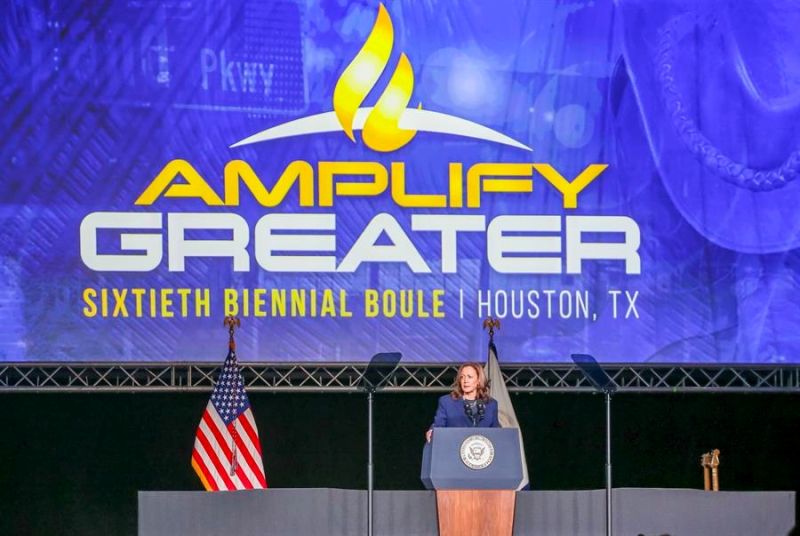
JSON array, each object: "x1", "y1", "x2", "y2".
[{"x1": 191, "y1": 349, "x2": 267, "y2": 491}]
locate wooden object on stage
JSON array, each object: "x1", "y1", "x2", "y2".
[
  {"x1": 700, "y1": 449, "x2": 720, "y2": 491},
  {"x1": 436, "y1": 489, "x2": 515, "y2": 536},
  {"x1": 701, "y1": 452, "x2": 712, "y2": 491},
  {"x1": 710, "y1": 449, "x2": 720, "y2": 491}
]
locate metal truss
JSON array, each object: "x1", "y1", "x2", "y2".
[{"x1": 1, "y1": 363, "x2": 798, "y2": 393}]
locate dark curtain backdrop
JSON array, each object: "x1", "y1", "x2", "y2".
[{"x1": 1, "y1": 392, "x2": 798, "y2": 535}]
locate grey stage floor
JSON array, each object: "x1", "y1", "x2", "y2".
[{"x1": 139, "y1": 487, "x2": 796, "y2": 536}]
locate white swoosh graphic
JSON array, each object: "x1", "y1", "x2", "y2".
[{"x1": 230, "y1": 107, "x2": 532, "y2": 151}]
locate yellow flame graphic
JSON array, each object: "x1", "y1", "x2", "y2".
[{"x1": 333, "y1": 3, "x2": 418, "y2": 152}]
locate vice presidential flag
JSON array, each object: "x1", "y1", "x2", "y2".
[
  {"x1": 485, "y1": 340, "x2": 530, "y2": 490},
  {"x1": 191, "y1": 349, "x2": 267, "y2": 491}
]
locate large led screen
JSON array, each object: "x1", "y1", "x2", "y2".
[{"x1": 2, "y1": 0, "x2": 799, "y2": 363}]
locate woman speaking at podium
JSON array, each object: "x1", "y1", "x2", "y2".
[{"x1": 425, "y1": 362, "x2": 500, "y2": 442}]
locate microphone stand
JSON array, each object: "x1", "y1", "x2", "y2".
[
  {"x1": 360, "y1": 352, "x2": 402, "y2": 536},
  {"x1": 572, "y1": 354, "x2": 617, "y2": 536},
  {"x1": 604, "y1": 384, "x2": 613, "y2": 536},
  {"x1": 366, "y1": 383, "x2": 376, "y2": 536}
]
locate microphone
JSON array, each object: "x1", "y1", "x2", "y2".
[
  {"x1": 463, "y1": 401, "x2": 477, "y2": 427},
  {"x1": 464, "y1": 400, "x2": 486, "y2": 427}
]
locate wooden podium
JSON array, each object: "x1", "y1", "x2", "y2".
[
  {"x1": 436, "y1": 489, "x2": 516, "y2": 536},
  {"x1": 421, "y1": 428, "x2": 524, "y2": 536}
]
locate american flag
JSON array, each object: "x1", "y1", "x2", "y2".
[{"x1": 191, "y1": 349, "x2": 267, "y2": 491}]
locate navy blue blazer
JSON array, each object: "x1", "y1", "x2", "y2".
[{"x1": 430, "y1": 394, "x2": 501, "y2": 429}]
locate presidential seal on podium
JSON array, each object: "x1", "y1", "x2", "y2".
[{"x1": 460, "y1": 435, "x2": 495, "y2": 470}]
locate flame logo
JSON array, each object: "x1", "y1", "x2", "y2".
[
  {"x1": 230, "y1": 5, "x2": 532, "y2": 153},
  {"x1": 333, "y1": 4, "x2": 417, "y2": 152}
]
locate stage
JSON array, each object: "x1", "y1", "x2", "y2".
[
  {"x1": 4, "y1": 1, "x2": 800, "y2": 535},
  {"x1": 139, "y1": 487, "x2": 795, "y2": 535}
]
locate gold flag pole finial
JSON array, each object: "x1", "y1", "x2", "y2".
[
  {"x1": 224, "y1": 316, "x2": 241, "y2": 351},
  {"x1": 483, "y1": 318, "x2": 501, "y2": 343}
]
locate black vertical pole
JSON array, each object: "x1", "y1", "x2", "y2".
[
  {"x1": 368, "y1": 389, "x2": 374, "y2": 536},
  {"x1": 606, "y1": 391, "x2": 612, "y2": 536}
]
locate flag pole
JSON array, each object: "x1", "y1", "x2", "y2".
[
  {"x1": 224, "y1": 316, "x2": 242, "y2": 476},
  {"x1": 482, "y1": 318, "x2": 531, "y2": 490}
]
